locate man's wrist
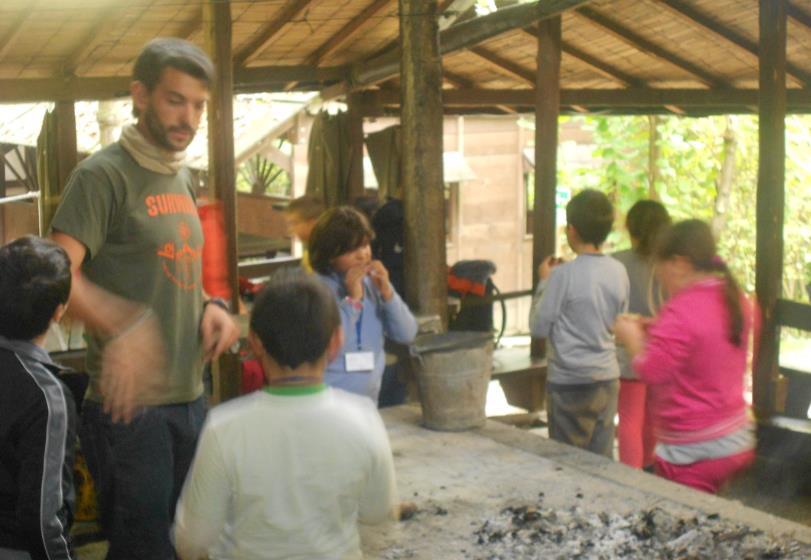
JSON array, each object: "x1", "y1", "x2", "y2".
[{"x1": 204, "y1": 297, "x2": 230, "y2": 312}]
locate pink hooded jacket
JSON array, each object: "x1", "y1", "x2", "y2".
[{"x1": 633, "y1": 278, "x2": 752, "y2": 445}]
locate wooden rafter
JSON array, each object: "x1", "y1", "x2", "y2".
[
  {"x1": 61, "y1": 3, "x2": 120, "y2": 76},
  {"x1": 443, "y1": 69, "x2": 475, "y2": 88},
  {"x1": 657, "y1": 0, "x2": 811, "y2": 87},
  {"x1": 308, "y1": 0, "x2": 391, "y2": 66},
  {"x1": 468, "y1": 46, "x2": 535, "y2": 85},
  {"x1": 353, "y1": 0, "x2": 594, "y2": 87},
  {"x1": 561, "y1": 40, "x2": 646, "y2": 87},
  {"x1": 787, "y1": 0, "x2": 811, "y2": 29},
  {"x1": 0, "y1": 8, "x2": 36, "y2": 61},
  {"x1": 177, "y1": 7, "x2": 203, "y2": 40},
  {"x1": 575, "y1": 6, "x2": 728, "y2": 87},
  {"x1": 234, "y1": 0, "x2": 316, "y2": 68},
  {"x1": 522, "y1": 27, "x2": 645, "y2": 87}
]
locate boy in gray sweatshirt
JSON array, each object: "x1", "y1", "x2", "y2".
[{"x1": 529, "y1": 189, "x2": 629, "y2": 457}]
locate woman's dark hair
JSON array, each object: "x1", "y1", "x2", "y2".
[
  {"x1": 626, "y1": 199, "x2": 671, "y2": 258},
  {"x1": 655, "y1": 220, "x2": 744, "y2": 346},
  {"x1": 0, "y1": 236, "x2": 71, "y2": 340},
  {"x1": 250, "y1": 269, "x2": 340, "y2": 369},
  {"x1": 308, "y1": 206, "x2": 374, "y2": 275}
]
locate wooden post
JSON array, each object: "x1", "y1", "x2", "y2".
[
  {"x1": 400, "y1": 0, "x2": 447, "y2": 324},
  {"x1": 754, "y1": 0, "x2": 787, "y2": 419},
  {"x1": 530, "y1": 17, "x2": 561, "y2": 358},
  {"x1": 204, "y1": 0, "x2": 240, "y2": 403},
  {"x1": 39, "y1": 101, "x2": 77, "y2": 235},
  {"x1": 0, "y1": 147, "x2": 5, "y2": 241},
  {"x1": 347, "y1": 92, "x2": 365, "y2": 201}
]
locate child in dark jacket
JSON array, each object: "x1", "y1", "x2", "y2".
[{"x1": 0, "y1": 236, "x2": 82, "y2": 560}]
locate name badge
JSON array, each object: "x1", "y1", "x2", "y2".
[{"x1": 345, "y1": 351, "x2": 375, "y2": 372}]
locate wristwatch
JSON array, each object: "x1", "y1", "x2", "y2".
[{"x1": 204, "y1": 297, "x2": 230, "y2": 312}]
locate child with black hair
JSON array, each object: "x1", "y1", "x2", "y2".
[
  {"x1": 615, "y1": 220, "x2": 755, "y2": 494},
  {"x1": 0, "y1": 236, "x2": 83, "y2": 560},
  {"x1": 308, "y1": 206, "x2": 417, "y2": 402},
  {"x1": 174, "y1": 270, "x2": 399, "y2": 560},
  {"x1": 612, "y1": 200, "x2": 671, "y2": 470},
  {"x1": 529, "y1": 189, "x2": 629, "y2": 457}
]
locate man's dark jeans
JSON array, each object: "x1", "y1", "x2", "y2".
[{"x1": 80, "y1": 397, "x2": 206, "y2": 559}]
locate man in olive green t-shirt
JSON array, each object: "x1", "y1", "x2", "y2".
[{"x1": 50, "y1": 38, "x2": 239, "y2": 560}]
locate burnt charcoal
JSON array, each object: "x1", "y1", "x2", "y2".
[{"x1": 470, "y1": 501, "x2": 811, "y2": 560}]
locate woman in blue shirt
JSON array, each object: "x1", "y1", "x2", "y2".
[{"x1": 309, "y1": 206, "x2": 417, "y2": 402}]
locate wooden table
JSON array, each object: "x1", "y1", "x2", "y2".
[{"x1": 360, "y1": 406, "x2": 811, "y2": 558}]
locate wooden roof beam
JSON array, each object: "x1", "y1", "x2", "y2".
[
  {"x1": 352, "y1": 0, "x2": 595, "y2": 87},
  {"x1": 0, "y1": 66, "x2": 346, "y2": 102},
  {"x1": 234, "y1": 0, "x2": 316, "y2": 68},
  {"x1": 307, "y1": 0, "x2": 391, "y2": 66},
  {"x1": 574, "y1": 6, "x2": 729, "y2": 88},
  {"x1": 366, "y1": 88, "x2": 811, "y2": 110},
  {"x1": 0, "y1": 8, "x2": 36, "y2": 61},
  {"x1": 468, "y1": 46, "x2": 535, "y2": 85},
  {"x1": 657, "y1": 0, "x2": 811, "y2": 87},
  {"x1": 787, "y1": 1, "x2": 811, "y2": 29}
]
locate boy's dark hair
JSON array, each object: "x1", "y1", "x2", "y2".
[
  {"x1": 566, "y1": 189, "x2": 614, "y2": 247},
  {"x1": 626, "y1": 199, "x2": 671, "y2": 258},
  {"x1": 285, "y1": 195, "x2": 325, "y2": 221},
  {"x1": 250, "y1": 270, "x2": 340, "y2": 369},
  {"x1": 308, "y1": 206, "x2": 374, "y2": 275},
  {"x1": 655, "y1": 219, "x2": 744, "y2": 347},
  {"x1": 132, "y1": 38, "x2": 214, "y2": 115},
  {"x1": 0, "y1": 236, "x2": 71, "y2": 340}
]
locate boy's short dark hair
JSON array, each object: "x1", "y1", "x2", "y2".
[
  {"x1": 0, "y1": 236, "x2": 71, "y2": 341},
  {"x1": 250, "y1": 270, "x2": 340, "y2": 369},
  {"x1": 566, "y1": 189, "x2": 615, "y2": 247},
  {"x1": 308, "y1": 206, "x2": 374, "y2": 275},
  {"x1": 285, "y1": 195, "x2": 325, "y2": 221}
]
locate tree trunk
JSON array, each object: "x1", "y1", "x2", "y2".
[
  {"x1": 647, "y1": 115, "x2": 659, "y2": 200},
  {"x1": 712, "y1": 115, "x2": 737, "y2": 237}
]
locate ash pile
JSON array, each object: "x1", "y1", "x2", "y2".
[{"x1": 473, "y1": 499, "x2": 811, "y2": 560}]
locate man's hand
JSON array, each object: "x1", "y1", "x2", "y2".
[
  {"x1": 100, "y1": 310, "x2": 167, "y2": 423},
  {"x1": 368, "y1": 260, "x2": 393, "y2": 301},
  {"x1": 344, "y1": 265, "x2": 367, "y2": 302},
  {"x1": 200, "y1": 303, "x2": 240, "y2": 363}
]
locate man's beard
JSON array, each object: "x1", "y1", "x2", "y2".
[{"x1": 143, "y1": 105, "x2": 195, "y2": 152}]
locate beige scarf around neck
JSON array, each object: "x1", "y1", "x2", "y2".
[{"x1": 119, "y1": 124, "x2": 186, "y2": 175}]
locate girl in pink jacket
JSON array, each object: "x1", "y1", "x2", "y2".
[{"x1": 615, "y1": 220, "x2": 755, "y2": 493}]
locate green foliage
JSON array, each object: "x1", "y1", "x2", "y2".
[{"x1": 561, "y1": 113, "x2": 811, "y2": 301}]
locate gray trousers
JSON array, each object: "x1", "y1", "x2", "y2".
[{"x1": 547, "y1": 379, "x2": 619, "y2": 458}]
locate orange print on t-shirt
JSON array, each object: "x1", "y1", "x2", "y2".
[{"x1": 157, "y1": 220, "x2": 202, "y2": 291}]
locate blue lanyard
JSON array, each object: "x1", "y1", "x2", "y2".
[{"x1": 355, "y1": 307, "x2": 363, "y2": 351}]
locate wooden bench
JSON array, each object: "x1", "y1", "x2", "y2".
[{"x1": 491, "y1": 346, "x2": 547, "y2": 412}]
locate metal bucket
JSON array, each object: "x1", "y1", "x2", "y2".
[{"x1": 410, "y1": 332, "x2": 494, "y2": 431}]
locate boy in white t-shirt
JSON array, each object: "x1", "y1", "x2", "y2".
[{"x1": 174, "y1": 271, "x2": 399, "y2": 560}]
